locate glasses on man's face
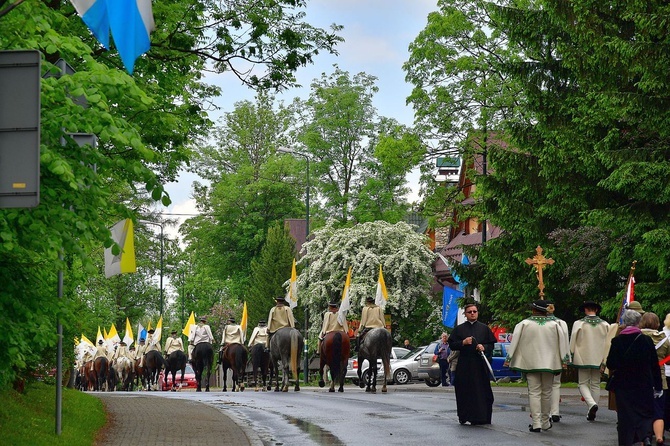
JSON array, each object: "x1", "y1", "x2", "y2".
[{"x1": 465, "y1": 310, "x2": 478, "y2": 314}]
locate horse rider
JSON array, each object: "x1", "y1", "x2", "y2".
[
  {"x1": 188, "y1": 315, "x2": 215, "y2": 363},
  {"x1": 127, "y1": 345, "x2": 137, "y2": 362},
  {"x1": 267, "y1": 295, "x2": 295, "y2": 346},
  {"x1": 91, "y1": 339, "x2": 107, "y2": 371},
  {"x1": 318, "y1": 300, "x2": 348, "y2": 353},
  {"x1": 248, "y1": 320, "x2": 269, "y2": 350},
  {"x1": 139, "y1": 328, "x2": 162, "y2": 368},
  {"x1": 220, "y1": 317, "x2": 244, "y2": 357},
  {"x1": 355, "y1": 296, "x2": 385, "y2": 351},
  {"x1": 135, "y1": 338, "x2": 146, "y2": 364},
  {"x1": 164, "y1": 329, "x2": 184, "y2": 357},
  {"x1": 140, "y1": 328, "x2": 161, "y2": 367},
  {"x1": 111, "y1": 341, "x2": 130, "y2": 366}
]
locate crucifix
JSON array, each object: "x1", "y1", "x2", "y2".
[{"x1": 525, "y1": 245, "x2": 554, "y2": 299}]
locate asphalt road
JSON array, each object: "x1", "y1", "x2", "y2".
[{"x1": 95, "y1": 383, "x2": 622, "y2": 446}]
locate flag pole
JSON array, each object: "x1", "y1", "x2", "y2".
[{"x1": 617, "y1": 260, "x2": 637, "y2": 323}]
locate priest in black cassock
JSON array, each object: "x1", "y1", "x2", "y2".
[{"x1": 448, "y1": 302, "x2": 497, "y2": 425}]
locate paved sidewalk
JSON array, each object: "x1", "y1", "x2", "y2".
[{"x1": 94, "y1": 393, "x2": 258, "y2": 446}]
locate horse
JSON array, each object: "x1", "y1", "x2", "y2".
[
  {"x1": 115, "y1": 357, "x2": 134, "y2": 391},
  {"x1": 269, "y1": 327, "x2": 303, "y2": 392},
  {"x1": 219, "y1": 343, "x2": 248, "y2": 392},
  {"x1": 107, "y1": 361, "x2": 117, "y2": 391},
  {"x1": 319, "y1": 331, "x2": 351, "y2": 393},
  {"x1": 134, "y1": 360, "x2": 146, "y2": 390},
  {"x1": 250, "y1": 343, "x2": 272, "y2": 391},
  {"x1": 93, "y1": 356, "x2": 108, "y2": 391},
  {"x1": 164, "y1": 350, "x2": 188, "y2": 391},
  {"x1": 143, "y1": 350, "x2": 165, "y2": 391},
  {"x1": 192, "y1": 342, "x2": 214, "y2": 392},
  {"x1": 358, "y1": 327, "x2": 392, "y2": 393}
]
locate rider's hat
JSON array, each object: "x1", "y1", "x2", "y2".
[
  {"x1": 129, "y1": 345, "x2": 135, "y2": 350},
  {"x1": 365, "y1": 296, "x2": 375, "y2": 303},
  {"x1": 98, "y1": 340, "x2": 104, "y2": 345},
  {"x1": 227, "y1": 317, "x2": 236, "y2": 324},
  {"x1": 119, "y1": 341, "x2": 127, "y2": 345},
  {"x1": 258, "y1": 320, "x2": 266, "y2": 325},
  {"x1": 171, "y1": 329, "x2": 177, "y2": 334},
  {"x1": 275, "y1": 296, "x2": 287, "y2": 303},
  {"x1": 328, "y1": 300, "x2": 339, "y2": 308},
  {"x1": 578, "y1": 300, "x2": 602, "y2": 313},
  {"x1": 139, "y1": 338, "x2": 146, "y2": 342},
  {"x1": 199, "y1": 315, "x2": 207, "y2": 322},
  {"x1": 148, "y1": 328, "x2": 155, "y2": 334}
]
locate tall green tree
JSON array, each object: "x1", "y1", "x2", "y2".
[
  {"x1": 248, "y1": 223, "x2": 297, "y2": 329},
  {"x1": 297, "y1": 67, "x2": 380, "y2": 224},
  {"x1": 183, "y1": 95, "x2": 304, "y2": 306},
  {"x1": 352, "y1": 119, "x2": 425, "y2": 223}
]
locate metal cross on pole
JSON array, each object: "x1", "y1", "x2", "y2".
[{"x1": 525, "y1": 246, "x2": 554, "y2": 299}]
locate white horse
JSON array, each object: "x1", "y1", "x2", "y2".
[{"x1": 115, "y1": 357, "x2": 134, "y2": 391}]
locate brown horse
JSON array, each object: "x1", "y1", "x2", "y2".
[
  {"x1": 219, "y1": 343, "x2": 248, "y2": 392},
  {"x1": 319, "y1": 331, "x2": 351, "y2": 393},
  {"x1": 250, "y1": 343, "x2": 272, "y2": 391},
  {"x1": 92, "y1": 356, "x2": 108, "y2": 391},
  {"x1": 134, "y1": 360, "x2": 146, "y2": 390}
]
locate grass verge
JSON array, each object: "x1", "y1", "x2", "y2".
[{"x1": 0, "y1": 382, "x2": 106, "y2": 446}]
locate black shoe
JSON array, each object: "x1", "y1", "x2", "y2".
[
  {"x1": 529, "y1": 425, "x2": 541, "y2": 433},
  {"x1": 543, "y1": 421, "x2": 553, "y2": 431},
  {"x1": 587, "y1": 404, "x2": 598, "y2": 421},
  {"x1": 551, "y1": 415, "x2": 561, "y2": 423}
]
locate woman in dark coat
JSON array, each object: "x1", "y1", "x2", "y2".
[{"x1": 606, "y1": 309, "x2": 663, "y2": 446}]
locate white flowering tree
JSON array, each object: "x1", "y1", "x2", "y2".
[{"x1": 299, "y1": 220, "x2": 440, "y2": 349}]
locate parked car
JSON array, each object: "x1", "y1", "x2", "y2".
[
  {"x1": 346, "y1": 346, "x2": 410, "y2": 385},
  {"x1": 160, "y1": 363, "x2": 198, "y2": 390},
  {"x1": 491, "y1": 342, "x2": 521, "y2": 381},
  {"x1": 417, "y1": 340, "x2": 521, "y2": 387},
  {"x1": 417, "y1": 341, "x2": 441, "y2": 387},
  {"x1": 388, "y1": 347, "x2": 425, "y2": 384}
]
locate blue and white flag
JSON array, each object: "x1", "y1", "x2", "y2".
[
  {"x1": 442, "y1": 287, "x2": 463, "y2": 328},
  {"x1": 70, "y1": 0, "x2": 155, "y2": 74},
  {"x1": 137, "y1": 322, "x2": 146, "y2": 342}
]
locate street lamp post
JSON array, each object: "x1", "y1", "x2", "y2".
[
  {"x1": 140, "y1": 220, "x2": 164, "y2": 316},
  {"x1": 278, "y1": 148, "x2": 310, "y2": 383}
]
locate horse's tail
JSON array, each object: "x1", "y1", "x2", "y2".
[
  {"x1": 331, "y1": 332, "x2": 343, "y2": 379},
  {"x1": 290, "y1": 329, "x2": 299, "y2": 380}
]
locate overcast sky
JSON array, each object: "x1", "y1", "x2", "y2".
[{"x1": 161, "y1": 0, "x2": 439, "y2": 239}]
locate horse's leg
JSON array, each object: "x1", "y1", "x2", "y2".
[
  {"x1": 318, "y1": 356, "x2": 326, "y2": 388},
  {"x1": 222, "y1": 365, "x2": 228, "y2": 392},
  {"x1": 381, "y1": 354, "x2": 390, "y2": 394},
  {"x1": 282, "y1": 364, "x2": 289, "y2": 392},
  {"x1": 273, "y1": 360, "x2": 280, "y2": 391},
  {"x1": 205, "y1": 364, "x2": 211, "y2": 392}
]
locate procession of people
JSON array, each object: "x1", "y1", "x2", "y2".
[{"x1": 70, "y1": 255, "x2": 670, "y2": 446}]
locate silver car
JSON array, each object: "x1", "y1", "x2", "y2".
[
  {"x1": 388, "y1": 347, "x2": 425, "y2": 384},
  {"x1": 346, "y1": 346, "x2": 410, "y2": 385}
]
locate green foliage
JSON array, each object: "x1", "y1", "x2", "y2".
[
  {"x1": 405, "y1": 0, "x2": 670, "y2": 327},
  {"x1": 0, "y1": 0, "x2": 342, "y2": 389},
  {"x1": 248, "y1": 223, "x2": 297, "y2": 329},
  {"x1": 182, "y1": 96, "x2": 304, "y2": 316},
  {"x1": 0, "y1": 382, "x2": 106, "y2": 446},
  {"x1": 300, "y1": 220, "x2": 439, "y2": 348}
]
